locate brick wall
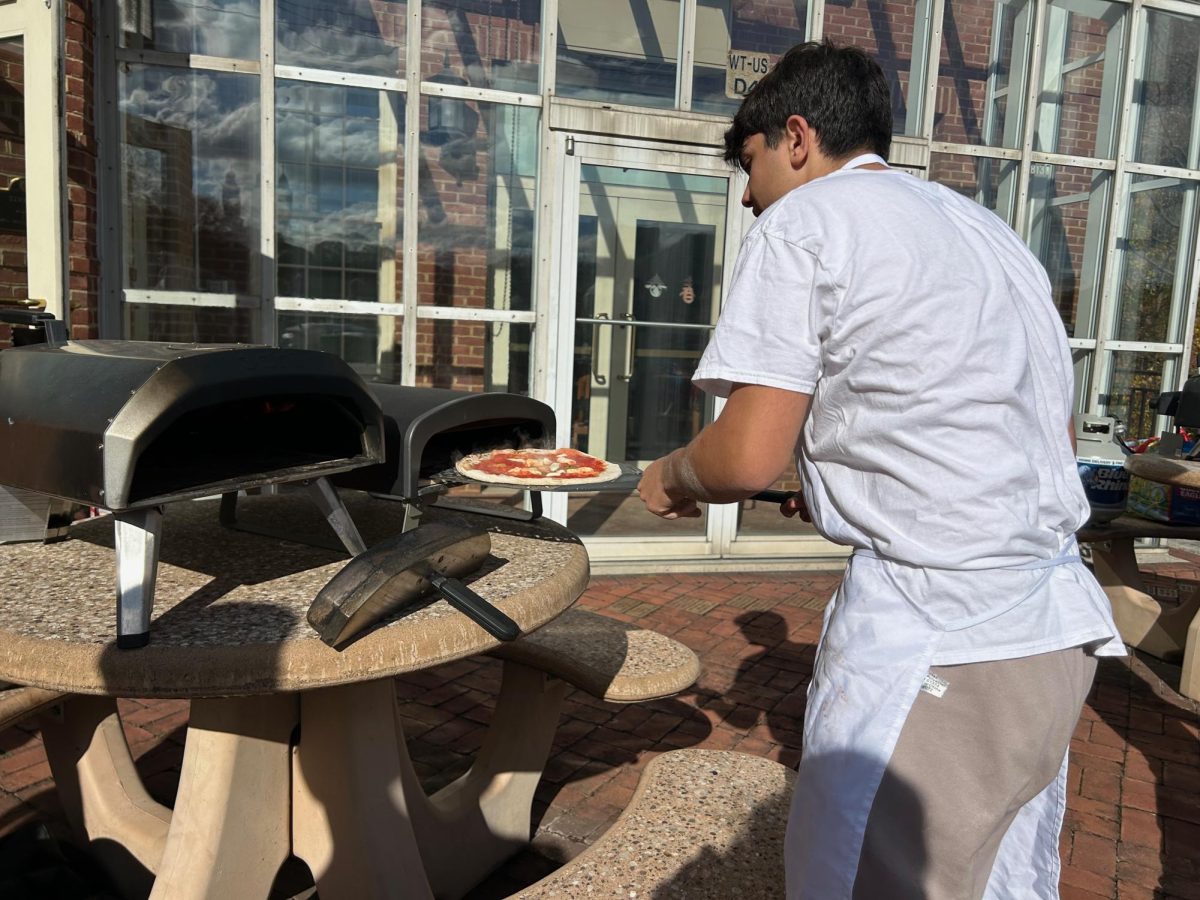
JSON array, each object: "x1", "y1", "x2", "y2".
[
  {"x1": 935, "y1": 0, "x2": 1007, "y2": 146},
  {"x1": 823, "y1": 0, "x2": 917, "y2": 132},
  {"x1": 65, "y1": 0, "x2": 99, "y2": 340}
]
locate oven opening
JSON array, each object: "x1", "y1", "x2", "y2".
[
  {"x1": 418, "y1": 420, "x2": 551, "y2": 479},
  {"x1": 128, "y1": 394, "x2": 367, "y2": 503}
]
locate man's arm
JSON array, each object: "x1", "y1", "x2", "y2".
[{"x1": 637, "y1": 384, "x2": 812, "y2": 519}]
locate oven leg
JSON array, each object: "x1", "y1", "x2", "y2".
[
  {"x1": 113, "y1": 508, "x2": 163, "y2": 649},
  {"x1": 40, "y1": 696, "x2": 172, "y2": 899},
  {"x1": 306, "y1": 477, "x2": 367, "y2": 556}
]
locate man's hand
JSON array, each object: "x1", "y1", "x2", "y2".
[
  {"x1": 780, "y1": 491, "x2": 811, "y2": 522},
  {"x1": 635, "y1": 384, "x2": 812, "y2": 518},
  {"x1": 638, "y1": 451, "x2": 702, "y2": 519}
]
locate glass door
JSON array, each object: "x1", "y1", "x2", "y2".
[
  {"x1": 550, "y1": 143, "x2": 733, "y2": 557},
  {"x1": 549, "y1": 135, "x2": 846, "y2": 563}
]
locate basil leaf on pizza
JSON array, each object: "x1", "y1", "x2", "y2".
[{"x1": 455, "y1": 448, "x2": 622, "y2": 487}]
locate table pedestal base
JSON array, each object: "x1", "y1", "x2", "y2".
[
  {"x1": 39, "y1": 660, "x2": 570, "y2": 900},
  {"x1": 41, "y1": 696, "x2": 171, "y2": 899},
  {"x1": 151, "y1": 695, "x2": 297, "y2": 900},
  {"x1": 293, "y1": 660, "x2": 567, "y2": 900},
  {"x1": 1089, "y1": 539, "x2": 1200, "y2": 700}
]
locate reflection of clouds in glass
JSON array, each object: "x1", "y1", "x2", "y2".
[
  {"x1": 147, "y1": 0, "x2": 259, "y2": 58},
  {"x1": 276, "y1": 114, "x2": 385, "y2": 169},
  {"x1": 276, "y1": 0, "x2": 402, "y2": 76},
  {"x1": 279, "y1": 202, "x2": 387, "y2": 258},
  {"x1": 121, "y1": 68, "x2": 258, "y2": 207}
]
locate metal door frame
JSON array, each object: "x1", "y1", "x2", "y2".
[{"x1": 547, "y1": 133, "x2": 734, "y2": 561}]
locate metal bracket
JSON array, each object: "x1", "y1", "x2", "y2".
[{"x1": 218, "y1": 479, "x2": 367, "y2": 556}]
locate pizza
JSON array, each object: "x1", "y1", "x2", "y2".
[{"x1": 455, "y1": 447, "x2": 622, "y2": 487}]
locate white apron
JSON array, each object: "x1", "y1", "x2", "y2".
[{"x1": 784, "y1": 544, "x2": 1080, "y2": 899}]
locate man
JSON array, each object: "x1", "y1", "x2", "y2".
[{"x1": 636, "y1": 40, "x2": 1123, "y2": 900}]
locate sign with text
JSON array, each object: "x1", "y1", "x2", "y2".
[{"x1": 726, "y1": 50, "x2": 772, "y2": 99}]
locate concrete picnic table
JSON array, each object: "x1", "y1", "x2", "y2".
[
  {"x1": 1076, "y1": 452, "x2": 1200, "y2": 701},
  {"x1": 0, "y1": 492, "x2": 591, "y2": 899}
]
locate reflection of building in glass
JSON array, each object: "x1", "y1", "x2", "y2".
[{"x1": 123, "y1": 116, "x2": 198, "y2": 290}]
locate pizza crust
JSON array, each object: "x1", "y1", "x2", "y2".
[{"x1": 455, "y1": 449, "x2": 624, "y2": 487}]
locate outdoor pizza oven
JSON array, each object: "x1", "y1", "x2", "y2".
[
  {"x1": 333, "y1": 384, "x2": 558, "y2": 503},
  {"x1": 0, "y1": 341, "x2": 384, "y2": 510},
  {"x1": 0, "y1": 340, "x2": 385, "y2": 648}
]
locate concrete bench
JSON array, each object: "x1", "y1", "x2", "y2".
[
  {"x1": 489, "y1": 607, "x2": 701, "y2": 703},
  {"x1": 0, "y1": 684, "x2": 64, "y2": 732},
  {"x1": 513, "y1": 749, "x2": 794, "y2": 899}
]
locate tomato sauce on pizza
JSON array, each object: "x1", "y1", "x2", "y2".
[{"x1": 455, "y1": 448, "x2": 622, "y2": 486}]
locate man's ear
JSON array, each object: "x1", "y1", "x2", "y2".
[{"x1": 785, "y1": 114, "x2": 813, "y2": 170}]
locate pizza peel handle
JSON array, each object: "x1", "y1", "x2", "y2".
[
  {"x1": 751, "y1": 489, "x2": 795, "y2": 503},
  {"x1": 420, "y1": 567, "x2": 521, "y2": 641}
]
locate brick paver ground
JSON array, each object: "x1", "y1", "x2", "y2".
[{"x1": 2, "y1": 556, "x2": 1199, "y2": 898}]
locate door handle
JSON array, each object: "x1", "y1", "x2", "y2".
[
  {"x1": 618, "y1": 314, "x2": 635, "y2": 382},
  {"x1": 591, "y1": 313, "x2": 608, "y2": 386}
]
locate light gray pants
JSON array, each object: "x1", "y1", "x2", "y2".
[{"x1": 852, "y1": 646, "x2": 1098, "y2": 900}]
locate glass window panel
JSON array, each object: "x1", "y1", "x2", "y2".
[
  {"x1": 120, "y1": 67, "x2": 260, "y2": 296},
  {"x1": 821, "y1": 0, "x2": 933, "y2": 136},
  {"x1": 278, "y1": 311, "x2": 402, "y2": 382},
  {"x1": 310, "y1": 268, "x2": 342, "y2": 297},
  {"x1": 120, "y1": 0, "x2": 259, "y2": 58},
  {"x1": 1025, "y1": 164, "x2": 1111, "y2": 339},
  {"x1": 1106, "y1": 351, "x2": 1173, "y2": 440},
  {"x1": 935, "y1": 0, "x2": 1034, "y2": 148},
  {"x1": 125, "y1": 303, "x2": 259, "y2": 343},
  {"x1": 692, "y1": 0, "x2": 809, "y2": 116},
  {"x1": 417, "y1": 102, "x2": 537, "y2": 310},
  {"x1": 1131, "y1": 8, "x2": 1200, "y2": 170},
  {"x1": 737, "y1": 473, "x2": 821, "y2": 537},
  {"x1": 1034, "y1": 0, "x2": 1125, "y2": 160},
  {"x1": 421, "y1": 0, "x2": 540, "y2": 95},
  {"x1": 415, "y1": 319, "x2": 531, "y2": 394},
  {"x1": 928, "y1": 152, "x2": 1020, "y2": 225},
  {"x1": 276, "y1": 80, "x2": 403, "y2": 303},
  {"x1": 0, "y1": 37, "x2": 26, "y2": 327},
  {"x1": 1112, "y1": 175, "x2": 1197, "y2": 344},
  {"x1": 556, "y1": 0, "x2": 680, "y2": 108},
  {"x1": 276, "y1": 0, "x2": 406, "y2": 77}
]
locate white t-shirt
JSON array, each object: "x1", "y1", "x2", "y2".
[{"x1": 694, "y1": 155, "x2": 1123, "y2": 663}]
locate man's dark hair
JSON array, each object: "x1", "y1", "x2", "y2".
[{"x1": 723, "y1": 40, "x2": 892, "y2": 167}]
